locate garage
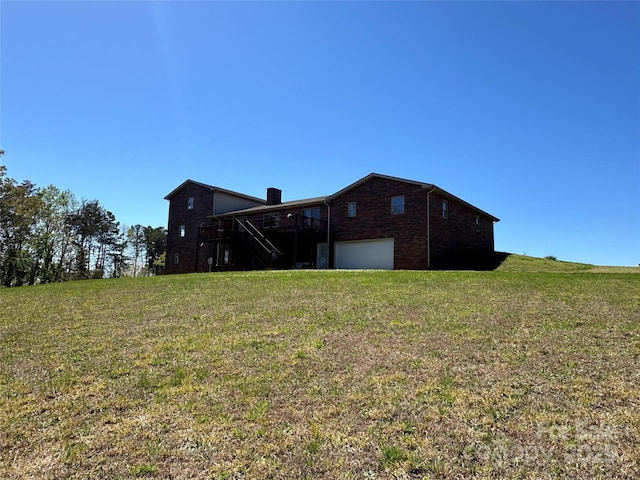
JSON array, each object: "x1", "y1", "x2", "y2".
[{"x1": 334, "y1": 238, "x2": 394, "y2": 269}]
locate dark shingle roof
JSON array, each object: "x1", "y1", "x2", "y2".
[
  {"x1": 164, "y1": 179, "x2": 265, "y2": 204},
  {"x1": 213, "y1": 196, "x2": 328, "y2": 217}
]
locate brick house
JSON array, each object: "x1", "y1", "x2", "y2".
[
  {"x1": 164, "y1": 173, "x2": 499, "y2": 273},
  {"x1": 164, "y1": 180, "x2": 264, "y2": 274}
]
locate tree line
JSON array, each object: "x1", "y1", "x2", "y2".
[{"x1": 0, "y1": 164, "x2": 166, "y2": 287}]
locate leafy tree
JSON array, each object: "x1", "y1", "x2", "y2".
[
  {"x1": 93, "y1": 209, "x2": 120, "y2": 278},
  {"x1": 30, "y1": 185, "x2": 77, "y2": 283},
  {"x1": 143, "y1": 226, "x2": 167, "y2": 275},
  {"x1": 0, "y1": 169, "x2": 44, "y2": 286},
  {"x1": 66, "y1": 200, "x2": 120, "y2": 279},
  {"x1": 108, "y1": 228, "x2": 130, "y2": 278},
  {"x1": 153, "y1": 252, "x2": 166, "y2": 274},
  {"x1": 127, "y1": 224, "x2": 146, "y2": 277},
  {"x1": 0, "y1": 162, "x2": 164, "y2": 285}
]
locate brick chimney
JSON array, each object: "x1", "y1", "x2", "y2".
[{"x1": 266, "y1": 187, "x2": 282, "y2": 205}]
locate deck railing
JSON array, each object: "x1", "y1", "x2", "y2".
[{"x1": 198, "y1": 213, "x2": 326, "y2": 241}]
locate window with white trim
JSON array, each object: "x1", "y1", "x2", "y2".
[
  {"x1": 179, "y1": 224, "x2": 186, "y2": 237},
  {"x1": 442, "y1": 200, "x2": 448, "y2": 219}
]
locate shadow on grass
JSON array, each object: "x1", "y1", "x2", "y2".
[{"x1": 441, "y1": 251, "x2": 511, "y2": 271}]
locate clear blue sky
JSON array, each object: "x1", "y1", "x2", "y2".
[{"x1": 1, "y1": 1, "x2": 638, "y2": 266}]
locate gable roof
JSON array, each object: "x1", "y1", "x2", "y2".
[
  {"x1": 164, "y1": 179, "x2": 265, "y2": 204},
  {"x1": 166, "y1": 173, "x2": 498, "y2": 222},
  {"x1": 432, "y1": 185, "x2": 500, "y2": 222},
  {"x1": 327, "y1": 173, "x2": 433, "y2": 200},
  {"x1": 329, "y1": 172, "x2": 499, "y2": 222}
]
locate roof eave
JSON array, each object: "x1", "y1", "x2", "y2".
[
  {"x1": 327, "y1": 172, "x2": 429, "y2": 200},
  {"x1": 212, "y1": 196, "x2": 328, "y2": 218},
  {"x1": 431, "y1": 186, "x2": 500, "y2": 222},
  {"x1": 164, "y1": 179, "x2": 265, "y2": 204},
  {"x1": 164, "y1": 179, "x2": 214, "y2": 200}
]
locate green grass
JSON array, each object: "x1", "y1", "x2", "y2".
[
  {"x1": 496, "y1": 253, "x2": 639, "y2": 273},
  {"x1": 1, "y1": 258, "x2": 639, "y2": 478}
]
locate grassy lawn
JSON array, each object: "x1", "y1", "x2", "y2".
[{"x1": 1, "y1": 257, "x2": 639, "y2": 478}]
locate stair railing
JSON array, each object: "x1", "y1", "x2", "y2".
[{"x1": 235, "y1": 217, "x2": 282, "y2": 267}]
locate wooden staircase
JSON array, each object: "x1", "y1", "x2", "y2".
[{"x1": 234, "y1": 218, "x2": 282, "y2": 269}]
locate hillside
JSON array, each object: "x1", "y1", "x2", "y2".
[
  {"x1": 495, "y1": 253, "x2": 639, "y2": 273},
  {"x1": 1, "y1": 262, "x2": 639, "y2": 478}
]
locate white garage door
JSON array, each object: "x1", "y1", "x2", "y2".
[{"x1": 334, "y1": 238, "x2": 394, "y2": 270}]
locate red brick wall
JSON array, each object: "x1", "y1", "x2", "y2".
[
  {"x1": 330, "y1": 177, "x2": 429, "y2": 269},
  {"x1": 164, "y1": 177, "x2": 497, "y2": 273},
  {"x1": 428, "y1": 192, "x2": 495, "y2": 269},
  {"x1": 165, "y1": 184, "x2": 214, "y2": 274},
  {"x1": 330, "y1": 178, "x2": 496, "y2": 270}
]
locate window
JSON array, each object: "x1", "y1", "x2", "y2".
[
  {"x1": 442, "y1": 200, "x2": 448, "y2": 219},
  {"x1": 348, "y1": 202, "x2": 357, "y2": 218},
  {"x1": 174, "y1": 253, "x2": 179, "y2": 264},
  {"x1": 263, "y1": 214, "x2": 279, "y2": 229},
  {"x1": 475, "y1": 215, "x2": 480, "y2": 232},
  {"x1": 303, "y1": 207, "x2": 321, "y2": 228},
  {"x1": 391, "y1": 195, "x2": 405, "y2": 215},
  {"x1": 187, "y1": 197, "x2": 194, "y2": 210},
  {"x1": 179, "y1": 224, "x2": 186, "y2": 237}
]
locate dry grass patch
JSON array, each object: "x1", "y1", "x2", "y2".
[{"x1": 1, "y1": 268, "x2": 639, "y2": 478}]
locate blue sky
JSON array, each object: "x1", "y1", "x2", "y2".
[{"x1": 1, "y1": 1, "x2": 638, "y2": 266}]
